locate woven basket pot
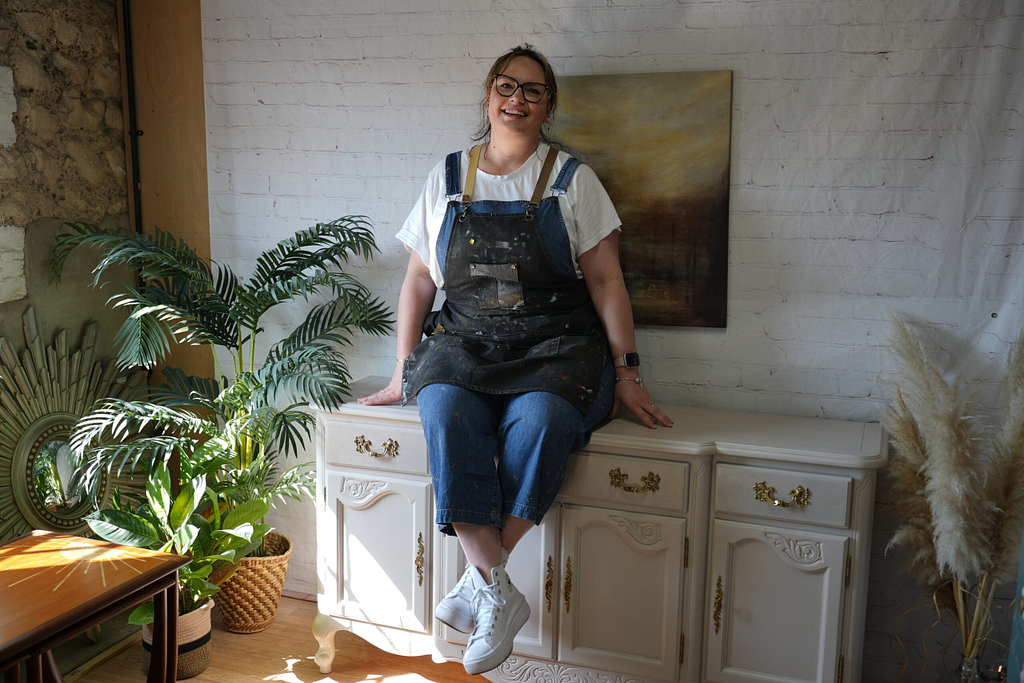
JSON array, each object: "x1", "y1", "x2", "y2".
[
  {"x1": 216, "y1": 532, "x2": 292, "y2": 633},
  {"x1": 142, "y1": 599, "x2": 213, "y2": 680}
]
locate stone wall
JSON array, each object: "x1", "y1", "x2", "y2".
[
  {"x1": 0, "y1": 0, "x2": 126, "y2": 228},
  {"x1": 0, "y1": 0, "x2": 129, "y2": 336}
]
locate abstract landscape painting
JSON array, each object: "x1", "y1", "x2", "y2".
[{"x1": 551, "y1": 70, "x2": 732, "y2": 327}]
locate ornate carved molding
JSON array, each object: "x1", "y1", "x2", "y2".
[
  {"x1": 493, "y1": 656, "x2": 649, "y2": 683},
  {"x1": 764, "y1": 532, "x2": 822, "y2": 565},
  {"x1": 342, "y1": 478, "x2": 387, "y2": 505},
  {"x1": 609, "y1": 515, "x2": 662, "y2": 546}
]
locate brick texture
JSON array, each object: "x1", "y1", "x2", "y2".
[{"x1": 203, "y1": 2, "x2": 1024, "y2": 680}]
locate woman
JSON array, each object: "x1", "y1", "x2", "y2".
[{"x1": 359, "y1": 45, "x2": 672, "y2": 675}]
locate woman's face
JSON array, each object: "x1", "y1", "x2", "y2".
[{"x1": 486, "y1": 56, "x2": 553, "y2": 140}]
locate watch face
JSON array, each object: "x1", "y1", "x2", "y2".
[{"x1": 624, "y1": 352, "x2": 640, "y2": 367}]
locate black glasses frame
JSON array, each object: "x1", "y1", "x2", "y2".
[{"x1": 493, "y1": 74, "x2": 550, "y2": 103}]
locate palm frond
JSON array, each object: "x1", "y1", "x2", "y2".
[
  {"x1": 245, "y1": 217, "x2": 379, "y2": 292},
  {"x1": 251, "y1": 348, "x2": 353, "y2": 412},
  {"x1": 70, "y1": 398, "x2": 218, "y2": 460},
  {"x1": 267, "y1": 461, "x2": 315, "y2": 504},
  {"x1": 137, "y1": 368, "x2": 223, "y2": 412},
  {"x1": 268, "y1": 292, "x2": 393, "y2": 362},
  {"x1": 265, "y1": 407, "x2": 316, "y2": 458},
  {"x1": 53, "y1": 223, "x2": 214, "y2": 287}
]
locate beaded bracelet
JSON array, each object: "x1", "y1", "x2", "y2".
[{"x1": 615, "y1": 377, "x2": 644, "y2": 387}]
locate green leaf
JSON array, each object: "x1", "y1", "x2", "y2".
[
  {"x1": 168, "y1": 476, "x2": 206, "y2": 530},
  {"x1": 223, "y1": 500, "x2": 270, "y2": 529},
  {"x1": 86, "y1": 509, "x2": 163, "y2": 548},
  {"x1": 146, "y1": 461, "x2": 173, "y2": 525},
  {"x1": 127, "y1": 603, "x2": 155, "y2": 625},
  {"x1": 171, "y1": 523, "x2": 200, "y2": 555}
]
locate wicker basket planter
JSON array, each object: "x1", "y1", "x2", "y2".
[
  {"x1": 216, "y1": 532, "x2": 292, "y2": 633},
  {"x1": 142, "y1": 599, "x2": 214, "y2": 680}
]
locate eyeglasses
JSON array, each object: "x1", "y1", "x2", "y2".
[{"x1": 493, "y1": 74, "x2": 550, "y2": 103}]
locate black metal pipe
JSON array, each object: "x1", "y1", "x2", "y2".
[{"x1": 120, "y1": 0, "x2": 143, "y2": 234}]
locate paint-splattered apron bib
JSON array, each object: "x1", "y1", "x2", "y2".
[{"x1": 402, "y1": 144, "x2": 608, "y2": 414}]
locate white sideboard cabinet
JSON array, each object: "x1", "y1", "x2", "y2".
[{"x1": 313, "y1": 378, "x2": 887, "y2": 683}]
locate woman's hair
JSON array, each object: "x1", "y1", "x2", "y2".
[{"x1": 472, "y1": 45, "x2": 558, "y2": 142}]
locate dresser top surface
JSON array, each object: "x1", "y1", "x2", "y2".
[{"x1": 325, "y1": 377, "x2": 888, "y2": 469}]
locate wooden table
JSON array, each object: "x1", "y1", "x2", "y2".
[{"x1": 0, "y1": 530, "x2": 189, "y2": 683}]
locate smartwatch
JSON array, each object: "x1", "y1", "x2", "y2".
[{"x1": 615, "y1": 352, "x2": 640, "y2": 369}]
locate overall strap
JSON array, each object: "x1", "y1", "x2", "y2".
[
  {"x1": 528, "y1": 145, "x2": 560, "y2": 207},
  {"x1": 550, "y1": 157, "x2": 582, "y2": 195},
  {"x1": 462, "y1": 144, "x2": 484, "y2": 202},
  {"x1": 444, "y1": 151, "x2": 462, "y2": 200}
]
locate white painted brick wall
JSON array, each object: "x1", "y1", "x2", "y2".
[{"x1": 202, "y1": 2, "x2": 1024, "y2": 679}]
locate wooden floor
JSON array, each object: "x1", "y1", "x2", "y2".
[{"x1": 76, "y1": 597, "x2": 480, "y2": 683}]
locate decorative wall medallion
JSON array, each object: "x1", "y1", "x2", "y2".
[
  {"x1": 493, "y1": 656, "x2": 648, "y2": 683},
  {"x1": 0, "y1": 309, "x2": 145, "y2": 542},
  {"x1": 609, "y1": 515, "x2": 661, "y2": 546},
  {"x1": 764, "y1": 532, "x2": 822, "y2": 564}
]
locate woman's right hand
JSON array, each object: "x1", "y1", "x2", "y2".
[{"x1": 358, "y1": 362, "x2": 404, "y2": 405}]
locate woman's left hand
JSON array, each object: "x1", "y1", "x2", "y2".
[{"x1": 609, "y1": 379, "x2": 673, "y2": 429}]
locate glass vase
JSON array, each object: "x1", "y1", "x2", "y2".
[{"x1": 936, "y1": 655, "x2": 982, "y2": 683}]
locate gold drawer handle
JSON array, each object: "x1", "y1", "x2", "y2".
[
  {"x1": 609, "y1": 467, "x2": 660, "y2": 494},
  {"x1": 753, "y1": 481, "x2": 811, "y2": 507},
  {"x1": 713, "y1": 575, "x2": 723, "y2": 634},
  {"x1": 354, "y1": 435, "x2": 399, "y2": 458},
  {"x1": 544, "y1": 555, "x2": 554, "y2": 613},
  {"x1": 415, "y1": 533, "x2": 425, "y2": 586}
]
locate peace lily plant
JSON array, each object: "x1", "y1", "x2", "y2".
[{"x1": 52, "y1": 217, "x2": 393, "y2": 618}]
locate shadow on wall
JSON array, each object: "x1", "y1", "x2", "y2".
[{"x1": 0, "y1": 214, "x2": 134, "y2": 359}]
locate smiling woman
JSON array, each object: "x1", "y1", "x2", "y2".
[{"x1": 355, "y1": 44, "x2": 672, "y2": 676}]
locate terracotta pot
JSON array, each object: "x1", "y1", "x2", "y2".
[
  {"x1": 142, "y1": 599, "x2": 214, "y2": 680},
  {"x1": 215, "y1": 532, "x2": 292, "y2": 633}
]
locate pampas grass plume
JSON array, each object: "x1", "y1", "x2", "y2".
[{"x1": 884, "y1": 315, "x2": 991, "y2": 579}]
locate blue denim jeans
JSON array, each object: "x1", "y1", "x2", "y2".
[{"x1": 418, "y1": 358, "x2": 614, "y2": 535}]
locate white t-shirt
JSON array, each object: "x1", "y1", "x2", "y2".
[{"x1": 396, "y1": 143, "x2": 622, "y2": 289}]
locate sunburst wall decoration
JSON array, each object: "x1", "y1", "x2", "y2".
[{"x1": 0, "y1": 308, "x2": 145, "y2": 542}]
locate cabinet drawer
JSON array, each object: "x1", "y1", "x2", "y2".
[
  {"x1": 714, "y1": 463, "x2": 851, "y2": 529},
  {"x1": 559, "y1": 451, "x2": 689, "y2": 514},
  {"x1": 322, "y1": 417, "x2": 428, "y2": 475}
]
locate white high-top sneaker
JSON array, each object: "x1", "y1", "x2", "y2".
[
  {"x1": 462, "y1": 563, "x2": 530, "y2": 675},
  {"x1": 435, "y1": 549, "x2": 508, "y2": 634}
]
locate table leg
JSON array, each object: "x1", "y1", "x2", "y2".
[
  {"x1": 165, "y1": 583, "x2": 178, "y2": 683},
  {"x1": 27, "y1": 654, "x2": 43, "y2": 683},
  {"x1": 41, "y1": 651, "x2": 62, "y2": 683},
  {"x1": 146, "y1": 582, "x2": 179, "y2": 683}
]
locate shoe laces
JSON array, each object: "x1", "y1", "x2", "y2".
[
  {"x1": 469, "y1": 585, "x2": 506, "y2": 641},
  {"x1": 452, "y1": 567, "x2": 475, "y2": 600}
]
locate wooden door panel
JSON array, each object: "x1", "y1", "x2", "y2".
[{"x1": 706, "y1": 519, "x2": 848, "y2": 683}]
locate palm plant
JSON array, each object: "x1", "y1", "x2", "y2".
[{"x1": 52, "y1": 217, "x2": 393, "y2": 558}]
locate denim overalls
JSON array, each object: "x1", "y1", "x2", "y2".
[{"x1": 405, "y1": 145, "x2": 615, "y2": 534}]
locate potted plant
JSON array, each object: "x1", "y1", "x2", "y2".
[
  {"x1": 54, "y1": 217, "x2": 393, "y2": 633},
  {"x1": 86, "y1": 451, "x2": 271, "y2": 678},
  {"x1": 883, "y1": 316, "x2": 1024, "y2": 681}
]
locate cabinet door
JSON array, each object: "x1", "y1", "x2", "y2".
[
  {"x1": 705, "y1": 519, "x2": 848, "y2": 683},
  {"x1": 324, "y1": 468, "x2": 432, "y2": 633},
  {"x1": 438, "y1": 510, "x2": 559, "y2": 661},
  {"x1": 558, "y1": 505, "x2": 685, "y2": 681}
]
